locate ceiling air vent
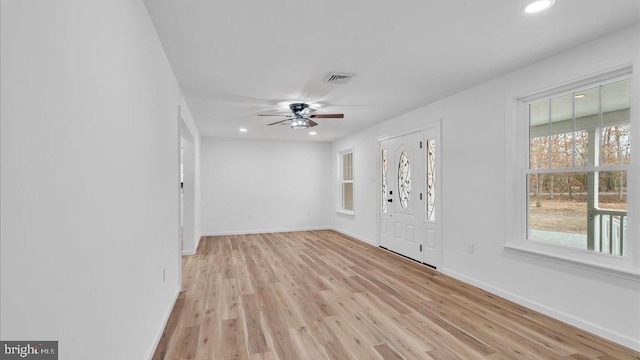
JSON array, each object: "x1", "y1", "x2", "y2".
[{"x1": 324, "y1": 72, "x2": 355, "y2": 85}]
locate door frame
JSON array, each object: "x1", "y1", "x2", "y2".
[
  {"x1": 176, "y1": 106, "x2": 183, "y2": 291},
  {"x1": 422, "y1": 120, "x2": 443, "y2": 268},
  {"x1": 376, "y1": 120, "x2": 443, "y2": 268},
  {"x1": 179, "y1": 109, "x2": 197, "y2": 256}
]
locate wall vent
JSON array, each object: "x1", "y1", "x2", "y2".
[{"x1": 324, "y1": 72, "x2": 355, "y2": 85}]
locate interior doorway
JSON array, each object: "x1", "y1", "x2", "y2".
[
  {"x1": 180, "y1": 138, "x2": 184, "y2": 252},
  {"x1": 179, "y1": 115, "x2": 197, "y2": 255}
]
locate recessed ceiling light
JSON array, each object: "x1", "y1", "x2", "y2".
[
  {"x1": 574, "y1": 94, "x2": 586, "y2": 99},
  {"x1": 239, "y1": 128, "x2": 248, "y2": 132},
  {"x1": 524, "y1": 0, "x2": 555, "y2": 14},
  {"x1": 309, "y1": 131, "x2": 317, "y2": 135}
]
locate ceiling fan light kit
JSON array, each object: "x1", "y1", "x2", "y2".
[{"x1": 291, "y1": 118, "x2": 310, "y2": 130}]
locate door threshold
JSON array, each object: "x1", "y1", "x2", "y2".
[{"x1": 379, "y1": 246, "x2": 437, "y2": 270}]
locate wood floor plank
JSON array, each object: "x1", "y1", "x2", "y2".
[
  {"x1": 427, "y1": 346, "x2": 465, "y2": 360},
  {"x1": 374, "y1": 343, "x2": 405, "y2": 360},
  {"x1": 153, "y1": 230, "x2": 640, "y2": 360},
  {"x1": 168, "y1": 325, "x2": 199, "y2": 360},
  {"x1": 221, "y1": 278, "x2": 239, "y2": 320},
  {"x1": 264, "y1": 283, "x2": 305, "y2": 330},
  {"x1": 223, "y1": 318, "x2": 248, "y2": 360},
  {"x1": 255, "y1": 290, "x2": 300, "y2": 360},
  {"x1": 195, "y1": 313, "x2": 222, "y2": 360},
  {"x1": 323, "y1": 315, "x2": 381, "y2": 360},
  {"x1": 322, "y1": 340, "x2": 355, "y2": 360},
  {"x1": 289, "y1": 325, "x2": 331, "y2": 360},
  {"x1": 241, "y1": 294, "x2": 268, "y2": 354}
]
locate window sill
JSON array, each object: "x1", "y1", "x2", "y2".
[
  {"x1": 504, "y1": 244, "x2": 640, "y2": 282},
  {"x1": 336, "y1": 209, "x2": 355, "y2": 216}
]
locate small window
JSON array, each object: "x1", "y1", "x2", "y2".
[
  {"x1": 339, "y1": 149, "x2": 354, "y2": 213},
  {"x1": 527, "y1": 77, "x2": 631, "y2": 256}
]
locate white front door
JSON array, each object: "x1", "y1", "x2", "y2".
[{"x1": 379, "y1": 132, "x2": 424, "y2": 262}]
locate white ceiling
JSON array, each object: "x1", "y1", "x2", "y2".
[{"x1": 143, "y1": 0, "x2": 640, "y2": 142}]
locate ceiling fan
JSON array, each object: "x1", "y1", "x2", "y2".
[{"x1": 258, "y1": 103, "x2": 344, "y2": 129}]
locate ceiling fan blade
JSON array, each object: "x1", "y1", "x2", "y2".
[
  {"x1": 310, "y1": 113, "x2": 344, "y2": 119},
  {"x1": 308, "y1": 120, "x2": 318, "y2": 127},
  {"x1": 267, "y1": 119, "x2": 291, "y2": 126},
  {"x1": 258, "y1": 114, "x2": 293, "y2": 117}
]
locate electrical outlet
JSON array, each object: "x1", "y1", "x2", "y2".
[
  {"x1": 468, "y1": 243, "x2": 474, "y2": 253},
  {"x1": 163, "y1": 268, "x2": 166, "y2": 283}
]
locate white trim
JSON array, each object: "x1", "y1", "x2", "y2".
[
  {"x1": 202, "y1": 226, "x2": 330, "y2": 236},
  {"x1": 331, "y1": 227, "x2": 376, "y2": 246},
  {"x1": 526, "y1": 164, "x2": 630, "y2": 174},
  {"x1": 194, "y1": 234, "x2": 202, "y2": 255},
  {"x1": 505, "y1": 66, "x2": 637, "y2": 272},
  {"x1": 338, "y1": 147, "x2": 355, "y2": 214},
  {"x1": 504, "y1": 244, "x2": 640, "y2": 281},
  {"x1": 440, "y1": 268, "x2": 640, "y2": 352},
  {"x1": 179, "y1": 112, "x2": 199, "y2": 256},
  {"x1": 147, "y1": 287, "x2": 181, "y2": 360},
  {"x1": 423, "y1": 119, "x2": 443, "y2": 268},
  {"x1": 376, "y1": 126, "x2": 430, "y2": 142},
  {"x1": 519, "y1": 65, "x2": 633, "y2": 102},
  {"x1": 376, "y1": 126, "x2": 439, "y2": 260},
  {"x1": 176, "y1": 107, "x2": 183, "y2": 297},
  {"x1": 182, "y1": 249, "x2": 196, "y2": 256}
]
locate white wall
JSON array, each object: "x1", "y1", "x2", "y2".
[
  {"x1": 331, "y1": 24, "x2": 640, "y2": 350},
  {"x1": 201, "y1": 138, "x2": 331, "y2": 235},
  {"x1": 0, "y1": 1, "x2": 188, "y2": 359}
]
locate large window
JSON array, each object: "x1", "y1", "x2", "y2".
[
  {"x1": 527, "y1": 77, "x2": 631, "y2": 256},
  {"x1": 339, "y1": 149, "x2": 354, "y2": 213}
]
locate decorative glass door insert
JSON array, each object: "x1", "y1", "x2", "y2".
[
  {"x1": 426, "y1": 139, "x2": 436, "y2": 221},
  {"x1": 398, "y1": 150, "x2": 411, "y2": 209}
]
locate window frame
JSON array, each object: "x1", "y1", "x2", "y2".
[
  {"x1": 338, "y1": 147, "x2": 355, "y2": 215},
  {"x1": 504, "y1": 66, "x2": 639, "y2": 280}
]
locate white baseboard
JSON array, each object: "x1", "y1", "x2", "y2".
[
  {"x1": 201, "y1": 226, "x2": 330, "y2": 237},
  {"x1": 193, "y1": 233, "x2": 201, "y2": 254},
  {"x1": 181, "y1": 234, "x2": 204, "y2": 256},
  {"x1": 147, "y1": 287, "x2": 181, "y2": 360},
  {"x1": 330, "y1": 228, "x2": 377, "y2": 246},
  {"x1": 440, "y1": 268, "x2": 640, "y2": 352}
]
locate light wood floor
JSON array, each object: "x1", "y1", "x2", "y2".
[{"x1": 153, "y1": 230, "x2": 640, "y2": 360}]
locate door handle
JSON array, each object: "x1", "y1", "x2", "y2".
[{"x1": 387, "y1": 199, "x2": 393, "y2": 202}]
